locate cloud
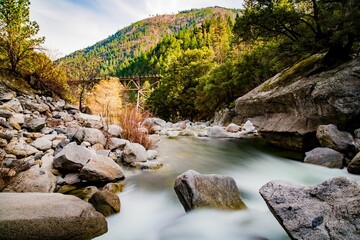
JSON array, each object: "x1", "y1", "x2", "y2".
[{"x1": 30, "y1": 0, "x2": 243, "y2": 58}]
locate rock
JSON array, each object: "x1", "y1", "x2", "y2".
[
  {"x1": 0, "y1": 98, "x2": 23, "y2": 113},
  {"x1": 226, "y1": 123, "x2": 240, "y2": 133},
  {"x1": 24, "y1": 117, "x2": 46, "y2": 132},
  {"x1": 347, "y1": 152, "x2": 360, "y2": 174},
  {"x1": 108, "y1": 137, "x2": 129, "y2": 150},
  {"x1": 0, "y1": 130, "x2": 14, "y2": 141},
  {"x1": 107, "y1": 124, "x2": 122, "y2": 137},
  {"x1": 0, "y1": 91, "x2": 16, "y2": 101},
  {"x1": 174, "y1": 170, "x2": 247, "y2": 212},
  {"x1": 147, "y1": 150, "x2": 158, "y2": 160},
  {"x1": 304, "y1": 147, "x2": 344, "y2": 168},
  {"x1": 23, "y1": 100, "x2": 49, "y2": 113},
  {"x1": 0, "y1": 192, "x2": 107, "y2": 240},
  {"x1": 53, "y1": 142, "x2": 94, "y2": 171},
  {"x1": 63, "y1": 186, "x2": 99, "y2": 201},
  {"x1": 30, "y1": 136, "x2": 52, "y2": 151},
  {"x1": 3, "y1": 166, "x2": 56, "y2": 193},
  {"x1": 5, "y1": 141, "x2": 39, "y2": 157},
  {"x1": 123, "y1": 142, "x2": 147, "y2": 164},
  {"x1": 259, "y1": 177, "x2": 360, "y2": 240},
  {"x1": 80, "y1": 155, "x2": 125, "y2": 182},
  {"x1": 8, "y1": 113, "x2": 25, "y2": 127},
  {"x1": 130, "y1": 160, "x2": 163, "y2": 170},
  {"x1": 179, "y1": 129, "x2": 196, "y2": 137},
  {"x1": 89, "y1": 190, "x2": 121, "y2": 217},
  {"x1": 207, "y1": 126, "x2": 229, "y2": 138},
  {"x1": 354, "y1": 128, "x2": 360, "y2": 139},
  {"x1": 317, "y1": 124, "x2": 356, "y2": 157},
  {"x1": 92, "y1": 143, "x2": 104, "y2": 151},
  {"x1": 0, "y1": 109, "x2": 13, "y2": 118},
  {"x1": 77, "y1": 113, "x2": 103, "y2": 128},
  {"x1": 55, "y1": 111, "x2": 73, "y2": 122},
  {"x1": 197, "y1": 132, "x2": 208, "y2": 137},
  {"x1": 235, "y1": 57, "x2": 360, "y2": 151},
  {"x1": 40, "y1": 151, "x2": 54, "y2": 170},
  {"x1": 213, "y1": 108, "x2": 233, "y2": 126},
  {"x1": 102, "y1": 182, "x2": 124, "y2": 193},
  {"x1": 74, "y1": 127, "x2": 106, "y2": 146},
  {"x1": 64, "y1": 173, "x2": 81, "y2": 185},
  {"x1": 0, "y1": 138, "x2": 7, "y2": 147},
  {"x1": 242, "y1": 120, "x2": 256, "y2": 133},
  {"x1": 141, "y1": 118, "x2": 166, "y2": 133}
]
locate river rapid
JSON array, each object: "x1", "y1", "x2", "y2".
[{"x1": 97, "y1": 136, "x2": 359, "y2": 240}]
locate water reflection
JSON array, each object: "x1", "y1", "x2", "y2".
[{"x1": 97, "y1": 137, "x2": 359, "y2": 240}]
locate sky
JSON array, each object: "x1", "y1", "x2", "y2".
[{"x1": 30, "y1": 0, "x2": 244, "y2": 59}]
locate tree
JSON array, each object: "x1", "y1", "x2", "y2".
[
  {"x1": 66, "y1": 56, "x2": 101, "y2": 112},
  {"x1": 234, "y1": 0, "x2": 360, "y2": 64},
  {"x1": 0, "y1": 0, "x2": 44, "y2": 75}
]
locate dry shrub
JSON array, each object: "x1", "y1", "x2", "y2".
[{"x1": 116, "y1": 107, "x2": 154, "y2": 150}]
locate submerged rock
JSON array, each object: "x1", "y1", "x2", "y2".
[
  {"x1": 174, "y1": 170, "x2": 246, "y2": 212},
  {"x1": 259, "y1": 177, "x2": 360, "y2": 240},
  {"x1": 0, "y1": 193, "x2": 107, "y2": 240}
]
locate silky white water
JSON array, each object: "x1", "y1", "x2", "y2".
[{"x1": 97, "y1": 137, "x2": 359, "y2": 240}]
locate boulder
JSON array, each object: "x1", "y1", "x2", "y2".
[
  {"x1": 147, "y1": 150, "x2": 158, "y2": 160},
  {"x1": 317, "y1": 124, "x2": 356, "y2": 157},
  {"x1": 53, "y1": 142, "x2": 94, "y2": 171},
  {"x1": 0, "y1": 91, "x2": 16, "y2": 101},
  {"x1": 122, "y1": 142, "x2": 147, "y2": 164},
  {"x1": 89, "y1": 190, "x2": 121, "y2": 217},
  {"x1": 241, "y1": 120, "x2": 256, "y2": 133},
  {"x1": 207, "y1": 126, "x2": 229, "y2": 138},
  {"x1": 213, "y1": 108, "x2": 233, "y2": 126},
  {"x1": 73, "y1": 127, "x2": 106, "y2": 146},
  {"x1": 23, "y1": 100, "x2": 49, "y2": 113},
  {"x1": 226, "y1": 123, "x2": 240, "y2": 133},
  {"x1": 347, "y1": 152, "x2": 360, "y2": 174},
  {"x1": 79, "y1": 155, "x2": 125, "y2": 182},
  {"x1": 141, "y1": 118, "x2": 166, "y2": 133},
  {"x1": 0, "y1": 109, "x2": 13, "y2": 118},
  {"x1": 304, "y1": 147, "x2": 344, "y2": 168},
  {"x1": 24, "y1": 117, "x2": 46, "y2": 132},
  {"x1": 108, "y1": 137, "x2": 129, "y2": 150},
  {"x1": 174, "y1": 170, "x2": 246, "y2": 212},
  {"x1": 30, "y1": 136, "x2": 52, "y2": 151},
  {"x1": 259, "y1": 177, "x2": 360, "y2": 240},
  {"x1": 8, "y1": 113, "x2": 25, "y2": 126},
  {"x1": 0, "y1": 193, "x2": 107, "y2": 240},
  {"x1": 5, "y1": 141, "x2": 39, "y2": 157},
  {"x1": 77, "y1": 113, "x2": 102, "y2": 128},
  {"x1": 107, "y1": 124, "x2": 122, "y2": 137},
  {"x1": 179, "y1": 129, "x2": 196, "y2": 137},
  {"x1": 0, "y1": 98, "x2": 23, "y2": 113},
  {"x1": 60, "y1": 186, "x2": 98, "y2": 201},
  {"x1": 63, "y1": 173, "x2": 81, "y2": 185},
  {"x1": 40, "y1": 151, "x2": 54, "y2": 170},
  {"x1": 235, "y1": 57, "x2": 360, "y2": 151},
  {"x1": 3, "y1": 166, "x2": 56, "y2": 193}
]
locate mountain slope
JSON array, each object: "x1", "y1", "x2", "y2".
[{"x1": 59, "y1": 7, "x2": 239, "y2": 75}]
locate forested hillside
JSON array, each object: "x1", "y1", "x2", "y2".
[{"x1": 60, "y1": 7, "x2": 239, "y2": 76}]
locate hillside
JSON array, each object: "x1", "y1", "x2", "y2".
[{"x1": 60, "y1": 7, "x2": 239, "y2": 75}]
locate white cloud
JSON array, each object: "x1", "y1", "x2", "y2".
[{"x1": 30, "y1": 0, "x2": 243, "y2": 58}]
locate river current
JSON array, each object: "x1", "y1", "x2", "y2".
[{"x1": 97, "y1": 136, "x2": 359, "y2": 240}]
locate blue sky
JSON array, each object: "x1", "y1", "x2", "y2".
[{"x1": 30, "y1": 0, "x2": 244, "y2": 58}]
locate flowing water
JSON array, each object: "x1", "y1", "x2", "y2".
[{"x1": 97, "y1": 136, "x2": 359, "y2": 240}]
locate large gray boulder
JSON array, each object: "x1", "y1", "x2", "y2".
[
  {"x1": 259, "y1": 177, "x2": 360, "y2": 240},
  {"x1": 107, "y1": 124, "x2": 122, "y2": 137},
  {"x1": 348, "y1": 152, "x2": 360, "y2": 174},
  {"x1": 3, "y1": 166, "x2": 56, "y2": 193},
  {"x1": 74, "y1": 127, "x2": 106, "y2": 146},
  {"x1": 304, "y1": 147, "x2": 344, "y2": 168},
  {"x1": 141, "y1": 118, "x2": 166, "y2": 133},
  {"x1": 0, "y1": 193, "x2": 107, "y2": 240},
  {"x1": 79, "y1": 155, "x2": 125, "y2": 182},
  {"x1": 5, "y1": 141, "x2": 39, "y2": 157},
  {"x1": 53, "y1": 142, "x2": 94, "y2": 171},
  {"x1": 317, "y1": 124, "x2": 356, "y2": 157},
  {"x1": 174, "y1": 170, "x2": 246, "y2": 212},
  {"x1": 235, "y1": 56, "x2": 360, "y2": 151},
  {"x1": 122, "y1": 142, "x2": 147, "y2": 164}
]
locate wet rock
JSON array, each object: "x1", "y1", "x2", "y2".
[
  {"x1": 24, "y1": 117, "x2": 46, "y2": 132},
  {"x1": 5, "y1": 141, "x2": 39, "y2": 157},
  {"x1": 53, "y1": 142, "x2": 93, "y2": 171},
  {"x1": 89, "y1": 190, "x2": 121, "y2": 217},
  {"x1": 347, "y1": 152, "x2": 360, "y2": 174},
  {"x1": 63, "y1": 186, "x2": 98, "y2": 201},
  {"x1": 0, "y1": 193, "x2": 107, "y2": 240},
  {"x1": 226, "y1": 123, "x2": 240, "y2": 133},
  {"x1": 107, "y1": 124, "x2": 122, "y2": 137},
  {"x1": 317, "y1": 124, "x2": 356, "y2": 157},
  {"x1": 207, "y1": 126, "x2": 229, "y2": 138},
  {"x1": 304, "y1": 147, "x2": 344, "y2": 168},
  {"x1": 3, "y1": 166, "x2": 56, "y2": 193},
  {"x1": 102, "y1": 182, "x2": 124, "y2": 193},
  {"x1": 73, "y1": 127, "x2": 106, "y2": 146},
  {"x1": 79, "y1": 155, "x2": 125, "y2": 182},
  {"x1": 174, "y1": 170, "x2": 246, "y2": 212},
  {"x1": 123, "y1": 142, "x2": 147, "y2": 164},
  {"x1": 130, "y1": 160, "x2": 163, "y2": 170},
  {"x1": 259, "y1": 177, "x2": 360, "y2": 240}
]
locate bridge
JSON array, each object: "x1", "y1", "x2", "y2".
[{"x1": 117, "y1": 75, "x2": 162, "y2": 112}]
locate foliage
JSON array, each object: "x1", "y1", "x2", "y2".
[
  {"x1": 115, "y1": 107, "x2": 154, "y2": 150},
  {"x1": 86, "y1": 78, "x2": 124, "y2": 120},
  {"x1": 233, "y1": 0, "x2": 360, "y2": 64},
  {"x1": 0, "y1": 0, "x2": 45, "y2": 75}
]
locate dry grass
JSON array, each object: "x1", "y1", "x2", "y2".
[{"x1": 115, "y1": 107, "x2": 155, "y2": 150}]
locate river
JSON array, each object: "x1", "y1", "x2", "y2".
[{"x1": 97, "y1": 136, "x2": 359, "y2": 240}]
